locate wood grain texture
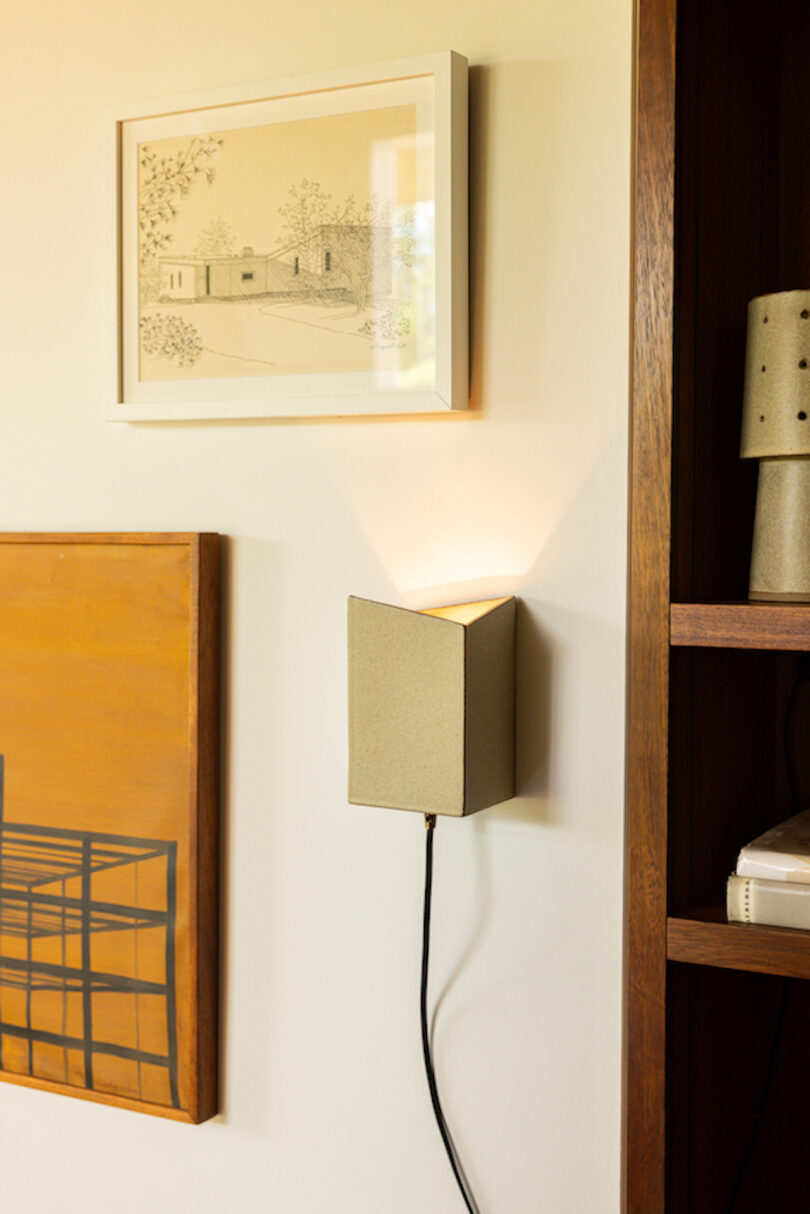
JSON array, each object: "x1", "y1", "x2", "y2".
[
  {"x1": 671, "y1": 602, "x2": 810, "y2": 650},
  {"x1": 623, "y1": 1, "x2": 676, "y2": 1210},
  {"x1": 0, "y1": 533, "x2": 203, "y2": 545},
  {"x1": 668, "y1": 913, "x2": 810, "y2": 980}
]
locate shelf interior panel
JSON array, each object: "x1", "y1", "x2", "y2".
[
  {"x1": 666, "y1": 959, "x2": 810, "y2": 1213},
  {"x1": 667, "y1": 647, "x2": 803, "y2": 912},
  {"x1": 671, "y1": 602, "x2": 810, "y2": 650}
]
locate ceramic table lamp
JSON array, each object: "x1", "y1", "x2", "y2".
[{"x1": 741, "y1": 288, "x2": 810, "y2": 600}]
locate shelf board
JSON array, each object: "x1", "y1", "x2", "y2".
[
  {"x1": 668, "y1": 907, "x2": 810, "y2": 980},
  {"x1": 670, "y1": 602, "x2": 810, "y2": 650}
]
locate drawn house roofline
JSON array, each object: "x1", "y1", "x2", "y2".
[
  {"x1": 156, "y1": 224, "x2": 393, "y2": 303},
  {"x1": 159, "y1": 244, "x2": 265, "y2": 268},
  {"x1": 159, "y1": 224, "x2": 393, "y2": 265}
]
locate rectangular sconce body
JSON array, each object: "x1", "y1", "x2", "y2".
[{"x1": 348, "y1": 595, "x2": 516, "y2": 816}]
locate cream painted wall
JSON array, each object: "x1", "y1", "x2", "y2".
[{"x1": 0, "y1": 1, "x2": 631, "y2": 1210}]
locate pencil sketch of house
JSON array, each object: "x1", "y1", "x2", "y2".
[
  {"x1": 158, "y1": 225, "x2": 392, "y2": 308},
  {"x1": 159, "y1": 246, "x2": 305, "y2": 301}
]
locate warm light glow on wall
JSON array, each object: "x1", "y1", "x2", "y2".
[{"x1": 310, "y1": 416, "x2": 617, "y2": 605}]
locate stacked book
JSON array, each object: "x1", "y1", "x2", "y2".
[{"x1": 727, "y1": 810, "x2": 810, "y2": 929}]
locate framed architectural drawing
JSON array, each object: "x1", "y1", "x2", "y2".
[
  {"x1": 0, "y1": 534, "x2": 219, "y2": 1121},
  {"x1": 110, "y1": 52, "x2": 468, "y2": 420}
]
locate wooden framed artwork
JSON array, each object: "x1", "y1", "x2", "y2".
[
  {"x1": 0, "y1": 533, "x2": 219, "y2": 1122},
  {"x1": 110, "y1": 52, "x2": 468, "y2": 420}
]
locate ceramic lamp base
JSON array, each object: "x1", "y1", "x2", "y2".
[{"x1": 749, "y1": 456, "x2": 810, "y2": 601}]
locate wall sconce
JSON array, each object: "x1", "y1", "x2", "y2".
[
  {"x1": 348, "y1": 594, "x2": 516, "y2": 816},
  {"x1": 347, "y1": 592, "x2": 516, "y2": 1213},
  {"x1": 742, "y1": 288, "x2": 810, "y2": 600}
]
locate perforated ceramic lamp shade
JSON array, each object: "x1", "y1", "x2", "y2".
[
  {"x1": 741, "y1": 289, "x2": 810, "y2": 600},
  {"x1": 348, "y1": 595, "x2": 516, "y2": 817},
  {"x1": 742, "y1": 289, "x2": 810, "y2": 458}
]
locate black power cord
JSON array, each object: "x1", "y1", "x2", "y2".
[
  {"x1": 420, "y1": 814, "x2": 479, "y2": 1214},
  {"x1": 726, "y1": 977, "x2": 789, "y2": 1214}
]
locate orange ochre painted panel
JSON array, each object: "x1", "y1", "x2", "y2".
[{"x1": 0, "y1": 540, "x2": 200, "y2": 1116}]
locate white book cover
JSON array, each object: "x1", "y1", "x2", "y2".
[
  {"x1": 727, "y1": 873, "x2": 810, "y2": 929},
  {"x1": 736, "y1": 809, "x2": 810, "y2": 883}
]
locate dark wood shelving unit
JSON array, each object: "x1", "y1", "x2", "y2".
[
  {"x1": 626, "y1": 1, "x2": 810, "y2": 1210},
  {"x1": 667, "y1": 911, "x2": 810, "y2": 982},
  {"x1": 671, "y1": 602, "x2": 810, "y2": 650}
]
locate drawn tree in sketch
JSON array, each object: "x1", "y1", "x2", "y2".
[
  {"x1": 138, "y1": 136, "x2": 224, "y2": 304},
  {"x1": 327, "y1": 196, "x2": 387, "y2": 313},
  {"x1": 277, "y1": 179, "x2": 333, "y2": 275},
  {"x1": 392, "y1": 206, "x2": 416, "y2": 271},
  {"x1": 277, "y1": 180, "x2": 414, "y2": 314},
  {"x1": 193, "y1": 216, "x2": 236, "y2": 258},
  {"x1": 140, "y1": 313, "x2": 203, "y2": 366}
]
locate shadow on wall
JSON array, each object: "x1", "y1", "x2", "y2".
[
  {"x1": 214, "y1": 534, "x2": 289, "y2": 1134},
  {"x1": 468, "y1": 59, "x2": 568, "y2": 421},
  {"x1": 468, "y1": 61, "x2": 489, "y2": 416}
]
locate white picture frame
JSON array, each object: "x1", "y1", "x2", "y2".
[{"x1": 110, "y1": 52, "x2": 468, "y2": 421}]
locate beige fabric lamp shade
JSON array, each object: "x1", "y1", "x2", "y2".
[
  {"x1": 348, "y1": 595, "x2": 516, "y2": 816},
  {"x1": 741, "y1": 288, "x2": 810, "y2": 600}
]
